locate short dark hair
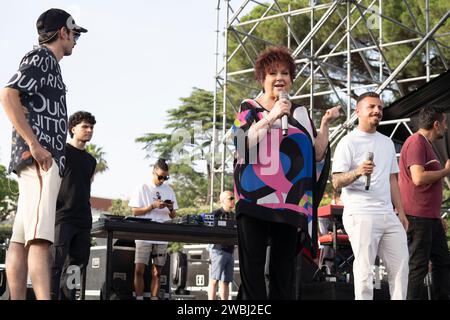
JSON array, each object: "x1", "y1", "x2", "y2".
[
  {"x1": 155, "y1": 158, "x2": 169, "y2": 171},
  {"x1": 356, "y1": 92, "x2": 380, "y2": 105},
  {"x1": 68, "y1": 111, "x2": 96, "y2": 138},
  {"x1": 254, "y1": 46, "x2": 296, "y2": 84},
  {"x1": 418, "y1": 106, "x2": 445, "y2": 130}
]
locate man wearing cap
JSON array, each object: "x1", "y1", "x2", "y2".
[{"x1": 0, "y1": 8, "x2": 87, "y2": 300}]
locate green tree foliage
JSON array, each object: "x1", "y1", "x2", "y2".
[
  {"x1": 85, "y1": 144, "x2": 109, "y2": 175},
  {"x1": 167, "y1": 242, "x2": 184, "y2": 253},
  {"x1": 0, "y1": 224, "x2": 12, "y2": 263},
  {"x1": 0, "y1": 164, "x2": 18, "y2": 221},
  {"x1": 380, "y1": 1, "x2": 450, "y2": 81},
  {"x1": 108, "y1": 199, "x2": 132, "y2": 216},
  {"x1": 170, "y1": 163, "x2": 209, "y2": 209},
  {"x1": 442, "y1": 186, "x2": 450, "y2": 247},
  {"x1": 176, "y1": 205, "x2": 215, "y2": 217}
]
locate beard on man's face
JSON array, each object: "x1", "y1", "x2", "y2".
[{"x1": 369, "y1": 116, "x2": 381, "y2": 127}]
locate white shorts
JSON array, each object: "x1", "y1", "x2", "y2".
[
  {"x1": 135, "y1": 242, "x2": 168, "y2": 266},
  {"x1": 11, "y1": 159, "x2": 61, "y2": 247}
]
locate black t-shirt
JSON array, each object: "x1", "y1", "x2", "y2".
[
  {"x1": 211, "y1": 208, "x2": 235, "y2": 253},
  {"x1": 55, "y1": 143, "x2": 96, "y2": 228},
  {"x1": 6, "y1": 46, "x2": 68, "y2": 176}
]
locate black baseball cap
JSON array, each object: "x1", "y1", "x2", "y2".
[{"x1": 36, "y1": 8, "x2": 88, "y2": 35}]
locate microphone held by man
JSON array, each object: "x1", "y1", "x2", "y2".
[{"x1": 365, "y1": 152, "x2": 374, "y2": 190}]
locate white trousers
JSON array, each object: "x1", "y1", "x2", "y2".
[{"x1": 343, "y1": 212, "x2": 409, "y2": 300}]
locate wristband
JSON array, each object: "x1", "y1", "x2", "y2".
[
  {"x1": 262, "y1": 113, "x2": 272, "y2": 132},
  {"x1": 264, "y1": 113, "x2": 272, "y2": 125}
]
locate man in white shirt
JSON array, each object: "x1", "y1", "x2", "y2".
[
  {"x1": 129, "y1": 159, "x2": 177, "y2": 300},
  {"x1": 332, "y1": 92, "x2": 409, "y2": 300}
]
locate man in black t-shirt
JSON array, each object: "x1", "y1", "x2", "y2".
[
  {"x1": 50, "y1": 111, "x2": 97, "y2": 300},
  {"x1": 208, "y1": 191, "x2": 236, "y2": 300},
  {"x1": 0, "y1": 8, "x2": 87, "y2": 300}
]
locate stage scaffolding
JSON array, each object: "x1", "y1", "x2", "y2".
[{"x1": 209, "y1": 0, "x2": 450, "y2": 209}]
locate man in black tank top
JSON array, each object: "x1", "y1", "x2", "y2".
[{"x1": 50, "y1": 111, "x2": 97, "y2": 300}]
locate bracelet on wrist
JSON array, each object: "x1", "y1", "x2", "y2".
[{"x1": 263, "y1": 113, "x2": 271, "y2": 129}]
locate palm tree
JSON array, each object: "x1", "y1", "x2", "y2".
[{"x1": 85, "y1": 144, "x2": 109, "y2": 175}]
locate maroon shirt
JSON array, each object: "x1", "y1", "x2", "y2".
[{"x1": 398, "y1": 133, "x2": 442, "y2": 219}]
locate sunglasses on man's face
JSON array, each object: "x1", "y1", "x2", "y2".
[
  {"x1": 154, "y1": 171, "x2": 169, "y2": 181},
  {"x1": 72, "y1": 31, "x2": 80, "y2": 42},
  {"x1": 227, "y1": 197, "x2": 235, "y2": 201}
]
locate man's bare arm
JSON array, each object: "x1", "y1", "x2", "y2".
[
  {"x1": 410, "y1": 161, "x2": 450, "y2": 186},
  {"x1": 390, "y1": 174, "x2": 408, "y2": 231},
  {"x1": 332, "y1": 170, "x2": 360, "y2": 190},
  {"x1": 315, "y1": 105, "x2": 341, "y2": 161},
  {"x1": 132, "y1": 205, "x2": 153, "y2": 216},
  {"x1": 332, "y1": 160, "x2": 375, "y2": 190}
]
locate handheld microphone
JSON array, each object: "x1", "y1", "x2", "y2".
[
  {"x1": 365, "y1": 152, "x2": 374, "y2": 191},
  {"x1": 278, "y1": 91, "x2": 289, "y2": 136}
]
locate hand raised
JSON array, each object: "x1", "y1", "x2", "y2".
[{"x1": 322, "y1": 105, "x2": 342, "y2": 124}]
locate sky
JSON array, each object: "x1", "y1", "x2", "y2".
[{"x1": 0, "y1": 0, "x2": 235, "y2": 200}]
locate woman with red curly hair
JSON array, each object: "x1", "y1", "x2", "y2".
[{"x1": 232, "y1": 46, "x2": 341, "y2": 299}]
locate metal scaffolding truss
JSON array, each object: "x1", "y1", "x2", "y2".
[{"x1": 209, "y1": 0, "x2": 450, "y2": 208}]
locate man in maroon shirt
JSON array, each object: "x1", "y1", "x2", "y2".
[{"x1": 399, "y1": 106, "x2": 450, "y2": 300}]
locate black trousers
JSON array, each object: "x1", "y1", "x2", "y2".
[
  {"x1": 237, "y1": 214, "x2": 298, "y2": 300},
  {"x1": 406, "y1": 215, "x2": 450, "y2": 300},
  {"x1": 50, "y1": 223, "x2": 91, "y2": 300}
]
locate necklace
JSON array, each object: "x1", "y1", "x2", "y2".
[{"x1": 418, "y1": 131, "x2": 433, "y2": 147}]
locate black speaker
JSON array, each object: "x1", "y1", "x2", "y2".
[
  {"x1": 170, "y1": 252, "x2": 188, "y2": 294},
  {"x1": 185, "y1": 263, "x2": 209, "y2": 300},
  {"x1": 86, "y1": 239, "x2": 135, "y2": 300},
  {"x1": 301, "y1": 279, "x2": 390, "y2": 300},
  {"x1": 153, "y1": 254, "x2": 171, "y2": 300},
  {"x1": 296, "y1": 251, "x2": 354, "y2": 300},
  {"x1": 298, "y1": 252, "x2": 321, "y2": 283},
  {"x1": 373, "y1": 280, "x2": 390, "y2": 300},
  {"x1": 301, "y1": 282, "x2": 355, "y2": 300},
  {"x1": 230, "y1": 258, "x2": 241, "y2": 298},
  {"x1": 85, "y1": 240, "x2": 171, "y2": 300},
  {"x1": 0, "y1": 267, "x2": 6, "y2": 298},
  {"x1": 184, "y1": 246, "x2": 210, "y2": 300}
]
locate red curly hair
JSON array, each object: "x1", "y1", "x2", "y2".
[{"x1": 254, "y1": 46, "x2": 296, "y2": 84}]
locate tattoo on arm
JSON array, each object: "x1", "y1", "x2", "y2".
[{"x1": 332, "y1": 170, "x2": 358, "y2": 189}]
